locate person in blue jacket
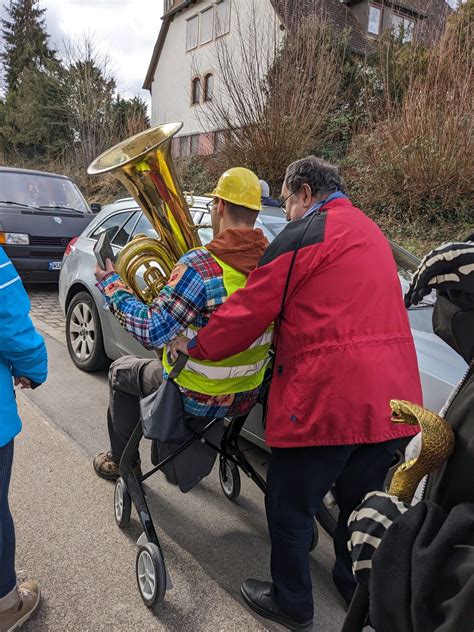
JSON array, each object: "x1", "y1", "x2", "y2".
[{"x1": 0, "y1": 247, "x2": 47, "y2": 631}]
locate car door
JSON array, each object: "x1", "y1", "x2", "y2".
[{"x1": 99, "y1": 211, "x2": 157, "y2": 359}]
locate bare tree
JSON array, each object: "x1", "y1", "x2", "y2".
[
  {"x1": 59, "y1": 35, "x2": 118, "y2": 168},
  {"x1": 196, "y1": 2, "x2": 348, "y2": 190}
]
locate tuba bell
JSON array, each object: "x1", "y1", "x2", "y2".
[{"x1": 87, "y1": 122, "x2": 201, "y2": 303}]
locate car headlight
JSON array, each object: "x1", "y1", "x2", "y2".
[{"x1": 0, "y1": 232, "x2": 30, "y2": 245}]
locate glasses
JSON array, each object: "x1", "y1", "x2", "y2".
[
  {"x1": 279, "y1": 192, "x2": 294, "y2": 212},
  {"x1": 206, "y1": 198, "x2": 216, "y2": 212}
]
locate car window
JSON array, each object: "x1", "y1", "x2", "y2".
[
  {"x1": 0, "y1": 171, "x2": 91, "y2": 213},
  {"x1": 132, "y1": 213, "x2": 158, "y2": 239},
  {"x1": 112, "y1": 212, "x2": 139, "y2": 247},
  {"x1": 193, "y1": 209, "x2": 213, "y2": 244},
  {"x1": 89, "y1": 211, "x2": 135, "y2": 242}
]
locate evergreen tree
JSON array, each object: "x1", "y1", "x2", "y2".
[{"x1": 1, "y1": 0, "x2": 57, "y2": 93}]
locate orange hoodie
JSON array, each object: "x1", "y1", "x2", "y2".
[{"x1": 206, "y1": 228, "x2": 269, "y2": 276}]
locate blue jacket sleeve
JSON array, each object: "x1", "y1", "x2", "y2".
[{"x1": 0, "y1": 250, "x2": 48, "y2": 383}]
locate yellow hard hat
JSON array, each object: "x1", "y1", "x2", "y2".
[{"x1": 211, "y1": 167, "x2": 262, "y2": 211}]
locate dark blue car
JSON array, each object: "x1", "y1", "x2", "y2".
[{"x1": 0, "y1": 166, "x2": 97, "y2": 283}]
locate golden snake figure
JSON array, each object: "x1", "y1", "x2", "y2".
[{"x1": 388, "y1": 399, "x2": 455, "y2": 503}]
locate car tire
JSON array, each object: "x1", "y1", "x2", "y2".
[{"x1": 66, "y1": 291, "x2": 107, "y2": 372}]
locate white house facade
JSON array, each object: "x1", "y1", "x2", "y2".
[
  {"x1": 143, "y1": 0, "x2": 450, "y2": 158},
  {"x1": 143, "y1": 0, "x2": 280, "y2": 158}
]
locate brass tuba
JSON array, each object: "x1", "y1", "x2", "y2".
[{"x1": 87, "y1": 122, "x2": 201, "y2": 303}]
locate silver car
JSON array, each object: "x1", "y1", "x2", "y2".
[{"x1": 59, "y1": 196, "x2": 467, "y2": 434}]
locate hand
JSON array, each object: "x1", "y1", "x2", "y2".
[
  {"x1": 169, "y1": 336, "x2": 191, "y2": 362},
  {"x1": 94, "y1": 258, "x2": 116, "y2": 283},
  {"x1": 14, "y1": 376, "x2": 32, "y2": 389}
]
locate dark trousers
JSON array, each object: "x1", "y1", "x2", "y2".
[
  {"x1": 0, "y1": 440, "x2": 16, "y2": 598},
  {"x1": 107, "y1": 356, "x2": 163, "y2": 463},
  {"x1": 265, "y1": 438, "x2": 405, "y2": 623}
]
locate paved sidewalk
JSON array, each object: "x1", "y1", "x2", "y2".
[
  {"x1": 11, "y1": 394, "x2": 268, "y2": 632},
  {"x1": 27, "y1": 286, "x2": 66, "y2": 345}
]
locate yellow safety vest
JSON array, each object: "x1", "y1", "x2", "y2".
[{"x1": 162, "y1": 251, "x2": 272, "y2": 395}]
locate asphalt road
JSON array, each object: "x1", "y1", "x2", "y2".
[{"x1": 13, "y1": 286, "x2": 348, "y2": 631}]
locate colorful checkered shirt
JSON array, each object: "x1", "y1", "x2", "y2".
[{"x1": 96, "y1": 247, "x2": 260, "y2": 418}]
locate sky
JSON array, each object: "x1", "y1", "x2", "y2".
[{"x1": 0, "y1": 0, "x2": 165, "y2": 106}]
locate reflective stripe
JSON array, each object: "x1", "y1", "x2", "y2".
[
  {"x1": 171, "y1": 361, "x2": 269, "y2": 396},
  {"x1": 0, "y1": 261, "x2": 13, "y2": 269},
  {"x1": 182, "y1": 326, "x2": 273, "y2": 351},
  {"x1": 0, "y1": 275, "x2": 20, "y2": 290},
  {"x1": 186, "y1": 356, "x2": 269, "y2": 380},
  {"x1": 163, "y1": 250, "x2": 272, "y2": 396}
]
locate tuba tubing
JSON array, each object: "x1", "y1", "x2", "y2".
[{"x1": 87, "y1": 122, "x2": 202, "y2": 304}]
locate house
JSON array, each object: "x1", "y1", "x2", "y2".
[{"x1": 143, "y1": 0, "x2": 450, "y2": 158}]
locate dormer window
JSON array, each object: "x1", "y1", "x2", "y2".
[{"x1": 368, "y1": 4, "x2": 382, "y2": 35}]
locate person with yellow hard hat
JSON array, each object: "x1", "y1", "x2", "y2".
[{"x1": 92, "y1": 166, "x2": 271, "y2": 483}]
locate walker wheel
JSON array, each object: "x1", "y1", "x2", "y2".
[
  {"x1": 219, "y1": 458, "x2": 241, "y2": 501},
  {"x1": 114, "y1": 477, "x2": 131, "y2": 528},
  {"x1": 136, "y1": 542, "x2": 167, "y2": 608}
]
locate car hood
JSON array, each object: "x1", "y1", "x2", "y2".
[{"x1": 0, "y1": 205, "x2": 94, "y2": 237}]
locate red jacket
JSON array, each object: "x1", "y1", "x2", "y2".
[{"x1": 188, "y1": 197, "x2": 422, "y2": 448}]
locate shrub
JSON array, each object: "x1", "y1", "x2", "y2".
[{"x1": 346, "y1": 0, "x2": 474, "y2": 225}]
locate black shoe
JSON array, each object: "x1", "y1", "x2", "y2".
[{"x1": 241, "y1": 579, "x2": 313, "y2": 631}]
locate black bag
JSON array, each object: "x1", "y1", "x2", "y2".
[{"x1": 140, "y1": 352, "x2": 190, "y2": 444}]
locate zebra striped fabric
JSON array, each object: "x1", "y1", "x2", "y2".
[
  {"x1": 347, "y1": 491, "x2": 409, "y2": 588},
  {"x1": 405, "y1": 238, "x2": 474, "y2": 308}
]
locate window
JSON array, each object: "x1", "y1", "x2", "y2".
[
  {"x1": 368, "y1": 4, "x2": 382, "y2": 35},
  {"x1": 89, "y1": 211, "x2": 135, "y2": 242},
  {"x1": 191, "y1": 77, "x2": 201, "y2": 104},
  {"x1": 215, "y1": 0, "x2": 231, "y2": 37},
  {"x1": 0, "y1": 171, "x2": 90, "y2": 213},
  {"x1": 131, "y1": 213, "x2": 158, "y2": 240},
  {"x1": 200, "y1": 6, "x2": 214, "y2": 45},
  {"x1": 164, "y1": 0, "x2": 174, "y2": 12},
  {"x1": 112, "y1": 212, "x2": 139, "y2": 247},
  {"x1": 186, "y1": 15, "x2": 199, "y2": 50},
  {"x1": 204, "y1": 73, "x2": 214, "y2": 101},
  {"x1": 392, "y1": 14, "x2": 415, "y2": 42},
  {"x1": 190, "y1": 134, "x2": 200, "y2": 155},
  {"x1": 196, "y1": 209, "x2": 213, "y2": 244}
]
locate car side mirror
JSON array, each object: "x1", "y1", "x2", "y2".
[{"x1": 90, "y1": 202, "x2": 101, "y2": 213}]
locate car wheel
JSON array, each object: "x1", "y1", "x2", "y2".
[{"x1": 66, "y1": 291, "x2": 107, "y2": 371}]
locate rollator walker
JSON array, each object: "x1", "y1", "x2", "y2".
[{"x1": 113, "y1": 408, "x2": 275, "y2": 607}]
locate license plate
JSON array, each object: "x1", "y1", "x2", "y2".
[{"x1": 48, "y1": 261, "x2": 62, "y2": 271}]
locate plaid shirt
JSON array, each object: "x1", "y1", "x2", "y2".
[{"x1": 96, "y1": 247, "x2": 260, "y2": 418}]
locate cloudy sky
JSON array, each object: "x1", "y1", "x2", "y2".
[{"x1": 1, "y1": 0, "x2": 165, "y2": 105}]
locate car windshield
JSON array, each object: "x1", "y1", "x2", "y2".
[{"x1": 0, "y1": 171, "x2": 90, "y2": 213}]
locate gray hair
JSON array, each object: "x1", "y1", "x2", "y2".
[{"x1": 285, "y1": 156, "x2": 344, "y2": 197}]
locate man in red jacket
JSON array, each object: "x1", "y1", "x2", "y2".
[{"x1": 171, "y1": 156, "x2": 422, "y2": 630}]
